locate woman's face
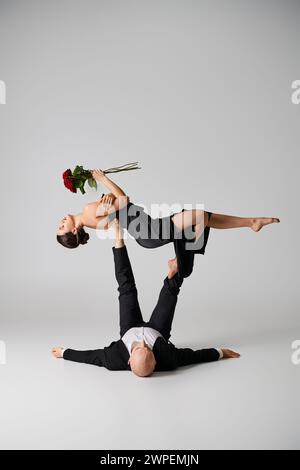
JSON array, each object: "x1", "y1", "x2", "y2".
[{"x1": 57, "y1": 215, "x2": 76, "y2": 236}]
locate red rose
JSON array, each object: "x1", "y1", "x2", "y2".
[
  {"x1": 62, "y1": 169, "x2": 77, "y2": 193},
  {"x1": 63, "y1": 169, "x2": 72, "y2": 180}
]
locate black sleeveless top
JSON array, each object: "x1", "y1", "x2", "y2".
[{"x1": 107, "y1": 202, "x2": 212, "y2": 278}]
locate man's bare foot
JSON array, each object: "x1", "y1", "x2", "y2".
[
  {"x1": 52, "y1": 347, "x2": 64, "y2": 359},
  {"x1": 251, "y1": 217, "x2": 280, "y2": 232},
  {"x1": 168, "y1": 257, "x2": 178, "y2": 279}
]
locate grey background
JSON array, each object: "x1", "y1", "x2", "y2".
[{"x1": 0, "y1": 0, "x2": 299, "y2": 449}]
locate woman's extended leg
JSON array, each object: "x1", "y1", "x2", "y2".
[
  {"x1": 172, "y1": 210, "x2": 280, "y2": 233},
  {"x1": 207, "y1": 213, "x2": 280, "y2": 232},
  {"x1": 170, "y1": 210, "x2": 279, "y2": 277}
]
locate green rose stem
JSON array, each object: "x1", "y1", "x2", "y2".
[{"x1": 65, "y1": 162, "x2": 141, "y2": 194}]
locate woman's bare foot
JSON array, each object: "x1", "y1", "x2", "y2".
[
  {"x1": 52, "y1": 347, "x2": 64, "y2": 359},
  {"x1": 251, "y1": 217, "x2": 280, "y2": 232},
  {"x1": 168, "y1": 257, "x2": 179, "y2": 279}
]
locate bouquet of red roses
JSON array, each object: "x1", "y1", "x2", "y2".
[{"x1": 62, "y1": 162, "x2": 141, "y2": 194}]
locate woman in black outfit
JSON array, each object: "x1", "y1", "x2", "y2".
[{"x1": 57, "y1": 169, "x2": 280, "y2": 278}]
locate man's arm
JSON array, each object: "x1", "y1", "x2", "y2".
[
  {"x1": 52, "y1": 347, "x2": 105, "y2": 367},
  {"x1": 174, "y1": 347, "x2": 240, "y2": 368}
]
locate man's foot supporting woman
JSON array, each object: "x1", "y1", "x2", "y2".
[{"x1": 168, "y1": 258, "x2": 179, "y2": 279}]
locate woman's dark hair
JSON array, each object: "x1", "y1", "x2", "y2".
[{"x1": 57, "y1": 228, "x2": 90, "y2": 249}]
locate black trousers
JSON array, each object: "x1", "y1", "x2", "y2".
[{"x1": 113, "y1": 246, "x2": 183, "y2": 340}]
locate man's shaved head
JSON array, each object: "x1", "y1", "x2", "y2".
[{"x1": 129, "y1": 346, "x2": 156, "y2": 377}]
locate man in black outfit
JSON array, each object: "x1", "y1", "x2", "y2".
[{"x1": 52, "y1": 222, "x2": 240, "y2": 377}]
